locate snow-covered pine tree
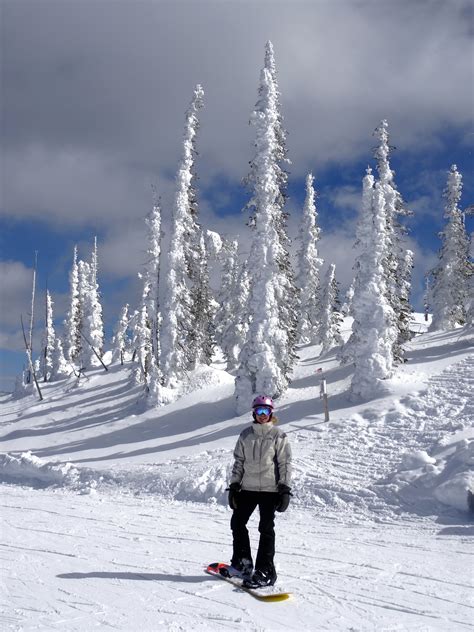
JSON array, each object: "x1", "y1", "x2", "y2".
[
  {"x1": 42, "y1": 290, "x2": 56, "y2": 381},
  {"x1": 465, "y1": 204, "x2": 474, "y2": 326},
  {"x1": 296, "y1": 173, "x2": 324, "y2": 342},
  {"x1": 215, "y1": 238, "x2": 238, "y2": 349},
  {"x1": 51, "y1": 336, "x2": 69, "y2": 380},
  {"x1": 215, "y1": 240, "x2": 251, "y2": 371},
  {"x1": 64, "y1": 246, "x2": 82, "y2": 363},
  {"x1": 76, "y1": 240, "x2": 105, "y2": 368},
  {"x1": 319, "y1": 263, "x2": 343, "y2": 354},
  {"x1": 88, "y1": 237, "x2": 105, "y2": 358},
  {"x1": 187, "y1": 231, "x2": 215, "y2": 368},
  {"x1": 243, "y1": 42, "x2": 298, "y2": 369},
  {"x1": 397, "y1": 248, "x2": 414, "y2": 346},
  {"x1": 160, "y1": 85, "x2": 204, "y2": 388},
  {"x1": 112, "y1": 304, "x2": 131, "y2": 365},
  {"x1": 430, "y1": 165, "x2": 471, "y2": 330},
  {"x1": 44, "y1": 290, "x2": 68, "y2": 382},
  {"x1": 132, "y1": 304, "x2": 153, "y2": 385},
  {"x1": 132, "y1": 299, "x2": 162, "y2": 405},
  {"x1": 374, "y1": 120, "x2": 413, "y2": 363},
  {"x1": 77, "y1": 259, "x2": 91, "y2": 366},
  {"x1": 143, "y1": 202, "x2": 162, "y2": 364},
  {"x1": 235, "y1": 58, "x2": 295, "y2": 413},
  {"x1": 341, "y1": 280, "x2": 355, "y2": 317},
  {"x1": 350, "y1": 168, "x2": 397, "y2": 398},
  {"x1": 78, "y1": 257, "x2": 104, "y2": 368},
  {"x1": 128, "y1": 308, "x2": 140, "y2": 362}
]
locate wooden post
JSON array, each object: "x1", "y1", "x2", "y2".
[{"x1": 320, "y1": 378, "x2": 329, "y2": 422}]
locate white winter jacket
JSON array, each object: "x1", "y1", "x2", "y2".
[{"x1": 230, "y1": 421, "x2": 292, "y2": 492}]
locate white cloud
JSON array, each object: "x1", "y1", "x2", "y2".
[
  {"x1": 0, "y1": 261, "x2": 33, "y2": 329},
  {"x1": 1, "y1": 0, "x2": 472, "y2": 226}
]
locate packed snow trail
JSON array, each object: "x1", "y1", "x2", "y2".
[
  {"x1": 2, "y1": 485, "x2": 473, "y2": 632},
  {"x1": 291, "y1": 352, "x2": 474, "y2": 518}
]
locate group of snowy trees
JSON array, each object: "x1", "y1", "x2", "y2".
[
  {"x1": 110, "y1": 41, "x2": 343, "y2": 411},
  {"x1": 18, "y1": 237, "x2": 106, "y2": 395},
  {"x1": 19, "y1": 42, "x2": 472, "y2": 409},
  {"x1": 65, "y1": 238, "x2": 105, "y2": 368}
]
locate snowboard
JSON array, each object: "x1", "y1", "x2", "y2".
[{"x1": 205, "y1": 562, "x2": 292, "y2": 602}]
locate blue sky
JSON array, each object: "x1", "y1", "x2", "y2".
[{"x1": 1, "y1": 0, "x2": 473, "y2": 391}]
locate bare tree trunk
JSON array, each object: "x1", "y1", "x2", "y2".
[
  {"x1": 28, "y1": 251, "x2": 38, "y2": 358},
  {"x1": 80, "y1": 330, "x2": 108, "y2": 371},
  {"x1": 21, "y1": 315, "x2": 43, "y2": 401}
]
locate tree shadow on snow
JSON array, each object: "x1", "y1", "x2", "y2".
[
  {"x1": 29, "y1": 394, "x2": 244, "y2": 463},
  {"x1": 57, "y1": 571, "x2": 211, "y2": 583}
]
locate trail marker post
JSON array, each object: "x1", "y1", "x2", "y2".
[{"x1": 318, "y1": 369, "x2": 329, "y2": 422}]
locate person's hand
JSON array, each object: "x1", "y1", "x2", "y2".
[
  {"x1": 228, "y1": 482, "x2": 241, "y2": 509},
  {"x1": 276, "y1": 484, "x2": 292, "y2": 512}
]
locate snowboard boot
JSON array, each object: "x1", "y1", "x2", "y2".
[
  {"x1": 243, "y1": 566, "x2": 277, "y2": 589},
  {"x1": 225, "y1": 558, "x2": 253, "y2": 580}
]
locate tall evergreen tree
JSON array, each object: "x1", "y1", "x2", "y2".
[
  {"x1": 51, "y1": 336, "x2": 69, "y2": 380},
  {"x1": 187, "y1": 231, "x2": 215, "y2": 368},
  {"x1": 430, "y1": 165, "x2": 471, "y2": 330},
  {"x1": 296, "y1": 173, "x2": 324, "y2": 342},
  {"x1": 112, "y1": 304, "x2": 131, "y2": 365},
  {"x1": 160, "y1": 85, "x2": 204, "y2": 388},
  {"x1": 73, "y1": 239, "x2": 105, "y2": 368},
  {"x1": 88, "y1": 237, "x2": 105, "y2": 358},
  {"x1": 142, "y1": 201, "x2": 162, "y2": 364},
  {"x1": 465, "y1": 205, "x2": 474, "y2": 326},
  {"x1": 215, "y1": 240, "x2": 250, "y2": 371},
  {"x1": 132, "y1": 304, "x2": 154, "y2": 386},
  {"x1": 397, "y1": 248, "x2": 415, "y2": 346},
  {"x1": 42, "y1": 290, "x2": 56, "y2": 381},
  {"x1": 77, "y1": 260, "x2": 92, "y2": 366},
  {"x1": 341, "y1": 280, "x2": 355, "y2": 317},
  {"x1": 319, "y1": 263, "x2": 343, "y2": 353},
  {"x1": 243, "y1": 42, "x2": 298, "y2": 368},
  {"x1": 44, "y1": 290, "x2": 69, "y2": 381},
  {"x1": 374, "y1": 120, "x2": 413, "y2": 363},
  {"x1": 65, "y1": 246, "x2": 82, "y2": 363},
  {"x1": 235, "y1": 53, "x2": 295, "y2": 413},
  {"x1": 349, "y1": 169, "x2": 397, "y2": 398}
]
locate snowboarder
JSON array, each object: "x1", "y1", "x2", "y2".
[{"x1": 227, "y1": 395, "x2": 292, "y2": 588}]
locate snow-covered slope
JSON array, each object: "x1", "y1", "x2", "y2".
[{"x1": 1, "y1": 318, "x2": 473, "y2": 631}]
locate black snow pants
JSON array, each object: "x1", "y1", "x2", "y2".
[{"x1": 230, "y1": 490, "x2": 279, "y2": 573}]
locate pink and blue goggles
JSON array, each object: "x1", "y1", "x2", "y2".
[{"x1": 254, "y1": 406, "x2": 272, "y2": 416}]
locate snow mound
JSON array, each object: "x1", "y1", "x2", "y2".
[
  {"x1": 387, "y1": 438, "x2": 474, "y2": 513},
  {"x1": 158, "y1": 365, "x2": 234, "y2": 405},
  {"x1": 0, "y1": 449, "x2": 233, "y2": 504},
  {"x1": 400, "y1": 450, "x2": 436, "y2": 470},
  {"x1": 0, "y1": 452, "x2": 102, "y2": 495},
  {"x1": 125, "y1": 451, "x2": 231, "y2": 504}
]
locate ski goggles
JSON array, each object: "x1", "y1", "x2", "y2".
[{"x1": 254, "y1": 406, "x2": 272, "y2": 416}]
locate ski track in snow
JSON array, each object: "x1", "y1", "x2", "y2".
[{"x1": 292, "y1": 353, "x2": 474, "y2": 519}]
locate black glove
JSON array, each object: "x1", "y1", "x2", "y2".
[
  {"x1": 276, "y1": 484, "x2": 292, "y2": 513},
  {"x1": 228, "y1": 482, "x2": 241, "y2": 509}
]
